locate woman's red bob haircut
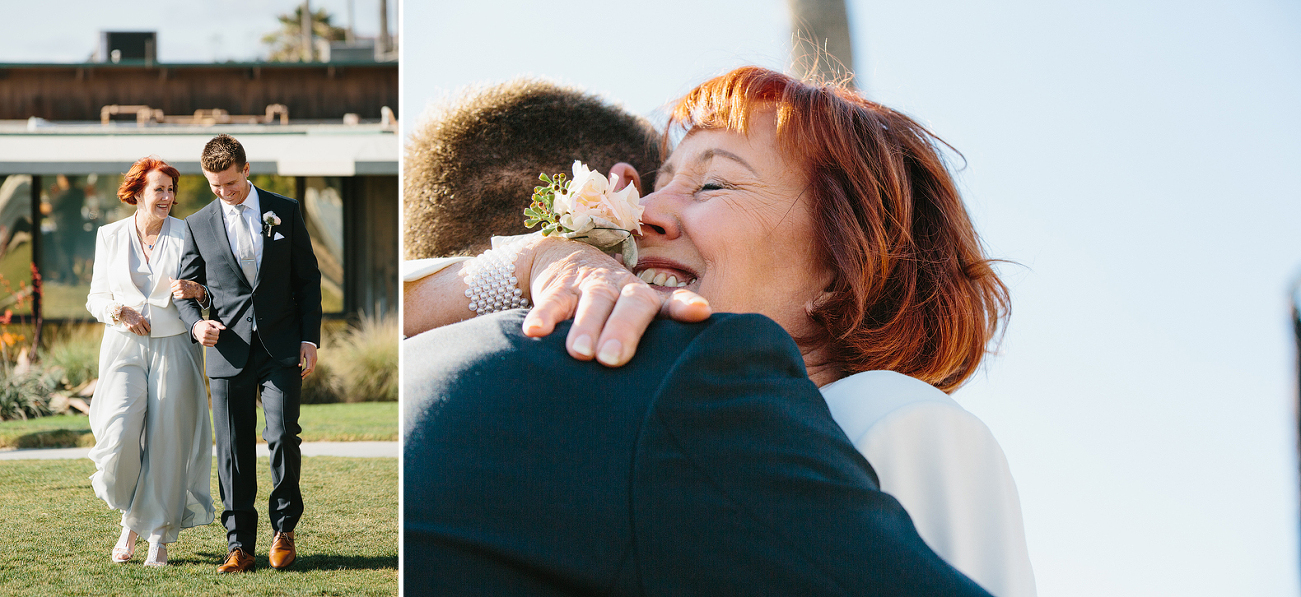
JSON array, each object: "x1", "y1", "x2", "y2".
[
  {"x1": 117, "y1": 156, "x2": 180, "y2": 205},
  {"x1": 667, "y1": 66, "x2": 1009, "y2": 392}
]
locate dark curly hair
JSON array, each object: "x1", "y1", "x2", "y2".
[{"x1": 403, "y1": 79, "x2": 662, "y2": 258}]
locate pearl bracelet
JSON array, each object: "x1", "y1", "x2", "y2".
[{"x1": 461, "y1": 242, "x2": 530, "y2": 316}]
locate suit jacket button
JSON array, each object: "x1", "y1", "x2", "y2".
[{"x1": 246, "y1": 317, "x2": 253, "y2": 322}]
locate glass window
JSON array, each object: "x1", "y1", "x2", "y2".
[
  {"x1": 40, "y1": 174, "x2": 123, "y2": 319},
  {"x1": 39, "y1": 171, "x2": 344, "y2": 319},
  {"x1": 172, "y1": 174, "x2": 213, "y2": 219},
  {"x1": 0, "y1": 175, "x2": 34, "y2": 317},
  {"x1": 303, "y1": 176, "x2": 345, "y2": 314}
]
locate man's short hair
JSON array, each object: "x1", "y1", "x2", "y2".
[
  {"x1": 201, "y1": 134, "x2": 247, "y2": 173},
  {"x1": 404, "y1": 79, "x2": 663, "y2": 258}
]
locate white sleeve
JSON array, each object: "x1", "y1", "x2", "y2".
[
  {"x1": 85, "y1": 227, "x2": 121, "y2": 326},
  {"x1": 401, "y1": 257, "x2": 472, "y2": 283},
  {"x1": 855, "y1": 402, "x2": 1037, "y2": 597}
]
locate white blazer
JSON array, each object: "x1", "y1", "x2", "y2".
[
  {"x1": 85, "y1": 215, "x2": 189, "y2": 337},
  {"x1": 821, "y1": 370, "x2": 1037, "y2": 597}
]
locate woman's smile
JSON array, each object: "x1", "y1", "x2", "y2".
[
  {"x1": 631, "y1": 258, "x2": 698, "y2": 289},
  {"x1": 634, "y1": 109, "x2": 831, "y2": 338}
]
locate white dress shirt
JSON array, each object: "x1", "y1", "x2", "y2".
[{"x1": 221, "y1": 183, "x2": 264, "y2": 267}]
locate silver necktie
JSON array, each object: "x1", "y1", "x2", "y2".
[{"x1": 234, "y1": 204, "x2": 258, "y2": 285}]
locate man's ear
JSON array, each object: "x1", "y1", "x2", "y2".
[{"x1": 608, "y1": 162, "x2": 642, "y2": 194}]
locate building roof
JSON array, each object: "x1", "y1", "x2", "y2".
[{"x1": 0, "y1": 122, "x2": 397, "y2": 176}]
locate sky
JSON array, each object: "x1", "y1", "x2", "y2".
[
  {"x1": 0, "y1": 0, "x2": 396, "y2": 63},
  {"x1": 404, "y1": 1, "x2": 1301, "y2": 595}
]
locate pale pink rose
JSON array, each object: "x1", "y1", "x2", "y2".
[{"x1": 553, "y1": 161, "x2": 642, "y2": 237}]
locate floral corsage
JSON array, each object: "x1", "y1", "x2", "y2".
[
  {"x1": 524, "y1": 161, "x2": 643, "y2": 267},
  {"x1": 262, "y1": 211, "x2": 281, "y2": 237}
]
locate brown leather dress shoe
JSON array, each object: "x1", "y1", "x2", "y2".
[
  {"x1": 217, "y1": 548, "x2": 255, "y2": 573},
  {"x1": 268, "y1": 531, "x2": 296, "y2": 569}
]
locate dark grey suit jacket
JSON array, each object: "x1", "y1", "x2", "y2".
[
  {"x1": 404, "y1": 310, "x2": 992, "y2": 596},
  {"x1": 176, "y1": 188, "x2": 322, "y2": 378}
]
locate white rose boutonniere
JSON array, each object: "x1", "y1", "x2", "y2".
[
  {"x1": 262, "y1": 211, "x2": 282, "y2": 237},
  {"x1": 524, "y1": 161, "x2": 643, "y2": 267}
]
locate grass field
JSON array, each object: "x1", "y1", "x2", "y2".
[
  {"x1": 0, "y1": 401, "x2": 397, "y2": 449},
  {"x1": 0, "y1": 456, "x2": 397, "y2": 596}
]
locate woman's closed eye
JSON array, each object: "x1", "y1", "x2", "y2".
[{"x1": 697, "y1": 180, "x2": 733, "y2": 193}]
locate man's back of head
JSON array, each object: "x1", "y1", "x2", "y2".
[{"x1": 404, "y1": 79, "x2": 662, "y2": 258}]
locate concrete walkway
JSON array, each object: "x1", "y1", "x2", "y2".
[{"x1": 0, "y1": 441, "x2": 398, "y2": 461}]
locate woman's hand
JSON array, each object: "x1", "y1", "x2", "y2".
[
  {"x1": 520, "y1": 236, "x2": 711, "y2": 367},
  {"x1": 118, "y1": 306, "x2": 151, "y2": 336},
  {"x1": 169, "y1": 278, "x2": 206, "y2": 302}
]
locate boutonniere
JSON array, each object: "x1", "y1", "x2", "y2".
[
  {"x1": 262, "y1": 211, "x2": 281, "y2": 238},
  {"x1": 524, "y1": 161, "x2": 643, "y2": 267}
]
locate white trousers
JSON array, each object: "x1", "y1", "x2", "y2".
[{"x1": 87, "y1": 328, "x2": 215, "y2": 544}]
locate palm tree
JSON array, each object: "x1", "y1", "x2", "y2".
[
  {"x1": 786, "y1": 0, "x2": 856, "y2": 87},
  {"x1": 262, "y1": 3, "x2": 347, "y2": 62}
]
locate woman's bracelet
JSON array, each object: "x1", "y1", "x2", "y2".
[
  {"x1": 460, "y1": 242, "x2": 530, "y2": 316},
  {"x1": 109, "y1": 302, "x2": 125, "y2": 324}
]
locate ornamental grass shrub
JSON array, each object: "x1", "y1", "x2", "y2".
[
  {"x1": 301, "y1": 354, "x2": 345, "y2": 404},
  {"x1": 330, "y1": 314, "x2": 398, "y2": 402},
  {"x1": 42, "y1": 324, "x2": 102, "y2": 389},
  {"x1": 0, "y1": 367, "x2": 58, "y2": 421}
]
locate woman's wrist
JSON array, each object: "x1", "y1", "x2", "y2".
[{"x1": 460, "y1": 239, "x2": 531, "y2": 316}]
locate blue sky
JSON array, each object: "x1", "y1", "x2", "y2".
[
  {"x1": 405, "y1": 1, "x2": 1301, "y2": 595},
  {"x1": 0, "y1": 0, "x2": 396, "y2": 63}
]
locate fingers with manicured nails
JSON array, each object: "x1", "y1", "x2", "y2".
[
  {"x1": 660, "y1": 288, "x2": 712, "y2": 322},
  {"x1": 521, "y1": 238, "x2": 613, "y2": 338},
  {"x1": 565, "y1": 277, "x2": 625, "y2": 360},
  {"x1": 593, "y1": 282, "x2": 663, "y2": 367}
]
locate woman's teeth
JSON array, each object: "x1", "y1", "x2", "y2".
[{"x1": 637, "y1": 268, "x2": 693, "y2": 288}]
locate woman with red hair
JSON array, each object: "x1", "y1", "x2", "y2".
[
  {"x1": 410, "y1": 66, "x2": 1034, "y2": 595},
  {"x1": 86, "y1": 157, "x2": 213, "y2": 567}
]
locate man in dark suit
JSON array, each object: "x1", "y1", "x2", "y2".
[
  {"x1": 176, "y1": 134, "x2": 322, "y2": 573},
  {"x1": 404, "y1": 310, "x2": 992, "y2": 596}
]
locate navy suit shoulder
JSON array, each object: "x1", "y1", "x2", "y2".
[
  {"x1": 634, "y1": 313, "x2": 990, "y2": 596},
  {"x1": 403, "y1": 311, "x2": 991, "y2": 597},
  {"x1": 404, "y1": 310, "x2": 712, "y2": 595}
]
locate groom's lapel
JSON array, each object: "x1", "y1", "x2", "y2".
[
  {"x1": 254, "y1": 190, "x2": 281, "y2": 289},
  {"x1": 205, "y1": 201, "x2": 244, "y2": 285}
]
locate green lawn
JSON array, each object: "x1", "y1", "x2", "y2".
[
  {"x1": 0, "y1": 456, "x2": 396, "y2": 596},
  {"x1": 264, "y1": 401, "x2": 397, "y2": 443},
  {"x1": 0, "y1": 402, "x2": 397, "y2": 449},
  {"x1": 0, "y1": 413, "x2": 95, "y2": 449}
]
